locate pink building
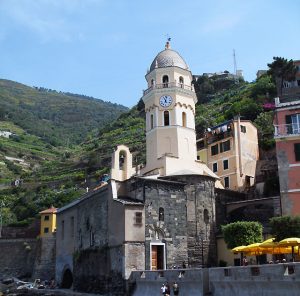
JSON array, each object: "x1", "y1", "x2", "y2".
[{"x1": 274, "y1": 97, "x2": 300, "y2": 215}]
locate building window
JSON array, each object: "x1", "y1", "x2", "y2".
[
  {"x1": 241, "y1": 125, "x2": 247, "y2": 133},
  {"x1": 90, "y1": 229, "x2": 95, "y2": 246},
  {"x1": 223, "y1": 159, "x2": 229, "y2": 170},
  {"x1": 62, "y1": 220, "x2": 64, "y2": 240},
  {"x1": 295, "y1": 143, "x2": 300, "y2": 161},
  {"x1": 164, "y1": 111, "x2": 170, "y2": 126},
  {"x1": 135, "y1": 212, "x2": 143, "y2": 225},
  {"x1": 204, "y1": 209, "x2": 209, "y2": 224},
  {"x1": 150, "y1": 114, "x2": 154, "y2": 129},
  {"x1": 44, "y1": 227, "x2": 49, "y2": 234},
  {"x1": 182, "y1": 112, "x2": 187, "y2": 127},
  {"x1": 162, "y1": 75, "x2": 169, "y2": 88},
  {"x1": 151, "y1": 79, "x2": 155, "y2": 86},
  {"x1": 211, "y1": 144, "x2": 219, "y2": 156},
  {"x1": 220, "y1": 140, "x2": 230, "y2": 153},
  {"x1": 159, "y1": 207, "x2": 164, "y2": 221},
  {"x1": 291, "y1": 114, "x2": 300, "y2": 134},
  {"x1": 79, "y1": 229, "x2": 83, "y2": 249},
  {"x1": 213, "y1": 162, "x2": 218, "y2": 172},
  {"x1": 224, "y1": 176, "x2": 230, "y2": 188},
  {"x1": 44, "y1": 215, "x2": 49, "y2": 221},
  {"x1": 179, "y1": 76, "x2": 184, "y2": 88},
  {"x1": 71, "y1": 216, "x2": 74, "y2": 238}
]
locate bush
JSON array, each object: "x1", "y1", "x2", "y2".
[{"x1": 222, "y1": 221, "x2": 263, "y2": 249}]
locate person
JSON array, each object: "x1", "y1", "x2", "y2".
[
  {"x1": 242, "y1": 256, "x2": 248, "y2": 266},
  {"x1": 165, "y1": 282, "x2": 170, "y2": 296},
  {"x1": 161, "y1": 283, "x2": 167, "y2": 295},
  {"x1": 173, "y1": 281, "x2": 179, "y2": 295},
  {"x1": 182, "y1": 261, "x2": 186, "y2": 269}
]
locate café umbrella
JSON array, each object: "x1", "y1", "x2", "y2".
[
  {"x1": 279, "y1": 237, "x2": 300, "y2": 260},
  {"x1": 260, "y1": 238, "x2": 294, "y2": 254}
]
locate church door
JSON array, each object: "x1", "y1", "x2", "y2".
[{"x1": 151, "y1": 243, "x2": 165, "y2": 270}]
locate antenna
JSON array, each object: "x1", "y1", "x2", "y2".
[
  {"x1": 233, "y1": 49, "x2": 239, "y2": 83},
  {"x1": 233, "y1": 49, "x2": 237, "y2": 76}
]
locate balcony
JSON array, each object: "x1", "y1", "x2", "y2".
[
  {"x1": 143, "y1": 82, "x2": 194, "y2": 96},
  {"x1": 207, "y1": 130, "x2": 233, "y2": 145},
  {"x1": 274, "y1": 123, "x2": 300, "y2": 138}
]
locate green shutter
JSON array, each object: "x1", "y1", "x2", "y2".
[{"x1": 295, "y1": 143, "x2": 300, "y2": 161}]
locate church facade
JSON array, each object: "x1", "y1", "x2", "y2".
[{"x1": 55, "y1": 41, "x2": 218, "y2": 294}]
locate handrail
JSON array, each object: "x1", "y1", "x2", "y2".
[
  {"x1": 143, "y1": 82, "x2": 194, "y2": 95},
  {"x1": 274, "y1": 123, "x2": 300, "y2": 137}
]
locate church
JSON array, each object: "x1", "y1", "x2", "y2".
[{"x1": 55, "y1": 41, "x2": 220, "y2": 294}]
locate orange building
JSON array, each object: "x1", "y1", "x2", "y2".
[
  {"x1": 274, "y1": 97, "x2": 300, "y2": 215},
  {"x1": 197, "y1": 117, "x2": 259, "y2": 191}
]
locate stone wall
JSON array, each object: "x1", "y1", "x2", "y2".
[
  {"x1": 129, "y1": 264, "x2": 300, "y2": 296},
  {"x1": 73, "y1": 247, "x2": 124, "y2": 295},
  {"x1": 0, "y1": 238, "x2": 37, "y2": 279},
  {"x1": 1, "y1": 219, "x2": 40, "y2": 239},
  {"x1": 141, "y1": 179, "x2": 189, "y2": 270},
  {"x1": 32, "y1": 235, "x2": 56, "y2": 281}
]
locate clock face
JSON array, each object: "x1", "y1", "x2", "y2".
[{"x1": 159, "y1": 95, "x2": 173, "y2": 107}]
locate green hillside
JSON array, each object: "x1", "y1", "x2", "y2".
[
  {"x1": 0, "y1": 79, "x2": 128, "y2": 146},
  {"x1": 0, "y1": 69, "x2": 280, "y2": 227}
]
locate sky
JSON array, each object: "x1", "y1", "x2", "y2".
[{"x1": 0, "y1": 0, "x2": 299, "y2": 108}]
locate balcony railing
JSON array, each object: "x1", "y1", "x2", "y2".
[
  {"x1": 143, "y1": 82, "x2": 194, "y2": 95},
  {"x1": 274, "y1": 123, "x2": 300, "y2": 137},
  {"x1": 207, "y1": 130, "x2": 233, "y2": 144}
]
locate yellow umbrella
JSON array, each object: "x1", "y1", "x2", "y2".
[
  {"x1": 243, "y1": 243, "x2": 262, "y2": 254},
  {"x1": 279, "y1": 237, "x2": 300, "y2": 247},
  {"x1": 260, "y1": 238, "x2": 295, "y2": 254},
  {"x1": 279, "y1": 238, "x2": 300, "y2": 260},
  {"x1": 232, "y1": 245, "x2": 248, "y2": 253}
]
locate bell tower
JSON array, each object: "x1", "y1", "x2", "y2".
[{"x1": 141, "y1": 41, "x2": 199, "y2": 175}]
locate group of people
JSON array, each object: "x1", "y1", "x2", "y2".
[{"x1": 161, "y1": 282, "x2": 179, "y2": 296}]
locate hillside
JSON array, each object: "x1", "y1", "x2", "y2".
[
  {"x1": 0, "y1": 74, "x2": 277, "y2": 227},
  {"x1": 0, "y1": 79, "x2": 128, "y2": 146}
]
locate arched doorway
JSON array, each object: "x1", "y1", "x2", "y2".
[{"x1": 61, "y1": 268, "x2": 73, "y2": 289}]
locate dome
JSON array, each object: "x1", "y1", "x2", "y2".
[{"x1": 150, "y1": 44, "x2": 189, "y2": 71}]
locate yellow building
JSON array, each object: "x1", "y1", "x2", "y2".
[
  {"x1": 39, "y1": 206, "x2": 57, "y2": 237},
  {"x1": 197, "y1": 117, "x2": 259, "y2": 191}
]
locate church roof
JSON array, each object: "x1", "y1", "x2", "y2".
[{"x1": 150, "y1": 48, "x2": 188, "y2": 71}]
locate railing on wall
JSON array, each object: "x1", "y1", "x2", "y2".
[
  {"x1": 274, "y1": 123, "x2": 300, "y2": 137},
  {"x1": 143, "y1": 82, "x2": 194, "y2": 95}
]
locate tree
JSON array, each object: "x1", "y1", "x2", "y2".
[
  {"x1": 222, "y1": 221, "x2": 263, "y2": 249},
  {"x1": 269, "y1": 216, "x2": 300, "y2": 241},
  {"x1": 267, "y1": 57, "x2": 297, "y2": 97}
]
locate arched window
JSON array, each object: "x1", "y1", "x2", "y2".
[
  {"x1": 179, "y1": 76, "x2": 184, "y2": 88},
  {"x1": 151, "y1": 79, "x2": 155, "y2": 86},
  {"x1": 150, "y1": 114, "x2": 154, "y2": 129},
  {"x1": 204, "y1": 209, "x2": 209, "y2": 224},
  {"x1": 119, "y1": 151, "x2": 126, "y2": 170},
  {"x1": 182, "y1": 112, "x2": 187, "y2": 127},
  {"x1": 162, "y1": 75, "x2": 169, "y2": 88},
  {"x1": 159, "y1": 207, "x2": 164, "y2": 221},
  {"x1": 164, "y1": 111, "x2": 170, "y2": 126}
]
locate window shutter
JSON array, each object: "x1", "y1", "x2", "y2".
[
  {"x1": 286, "y1": 115, "x2": 292, "y2": 124},
  {"x1": 295, "y1": 143, "x2": 300, "y2": 161}
]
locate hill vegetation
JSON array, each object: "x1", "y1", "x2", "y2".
[
  {"x1": 1, "y1": 57, "x2": 292, "y2": 227},
  {"x1": 0, "y1": 79, "x2": 127, "y2": 146}
]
